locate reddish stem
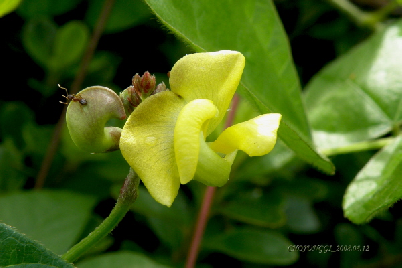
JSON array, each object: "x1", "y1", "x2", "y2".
[
  {"x1": 185, "y1": 94, "x2": 240, "y2": 268},
  {"x1": 224, "y1": 94, "x2": 240, "y2": 129}
]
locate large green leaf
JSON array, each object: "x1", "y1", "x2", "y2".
[
  {"x1": 203, "y1": 227, "x2": 298, "y2": 265},
  {"x1": 305, "y1": 20, "x2": 402, "y2": 150},
  {"x1": 0, "y1": 190, "x2": 97, "y2": 255},
  {"x1": 144, "y1": 0, "x2": 334, "y2": 174},
  {"x1": 76, "y1": 252, "x2": 170, "y2": 268},
  {"x1": 0, "y1": 223, "x2": 74, "y2": 267},
  {"x1": 343, "y1": 136, "x2": 402, "y2": 224}
]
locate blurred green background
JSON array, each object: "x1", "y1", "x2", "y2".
[{"x1": 2, "y1": 0, "x2": 402, "y2": 267}]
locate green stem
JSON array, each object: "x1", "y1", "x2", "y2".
[
  {"x1": 327, "y1": 0, "x2": 400, "y2": 31},
  {"x1": 62, "y1": 168, "x2": 139, "y2": 263},
  {"x1": 369, "y1": 0, "x2": 401, "y2": 25},
  {"x1": 320, "y1": 136, "x2": 395, "y2": 156},
  {"x1": 328, "y1": 0, "x2": 371, "y2": 26}
]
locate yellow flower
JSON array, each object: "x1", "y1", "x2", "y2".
[{"x1": 119, "y1": 51, "x2": 281, "y2": 206}]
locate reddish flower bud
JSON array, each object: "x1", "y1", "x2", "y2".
[
  {"x1": 121, "y1": 72, "x2": 168, "y2": 115},
  {"x1": 131, "y1": 72, "x2": 157, "y2": 99},
  {"x1": 128, "y1": 86, "x2": 142, "y2": 107},
  {"x1": 132, "y1": 74, "x2": 141, "y2": 92},
  {"x1": 140, "y1": 71, "x2": 156, "y2": 94}
]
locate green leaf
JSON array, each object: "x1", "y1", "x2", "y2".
[
  {"x1": 305, "y1": 20, "x2": 402, "y2": 150},
  {"x1": 0, "y1": 190, "x2": 97, "y2": 255},
  {"x1": 278, "y1": 177, "x2": 329, "y2": 202},
  {"x1": 343, "y1": 136, "x2": 402, "y2": 224},
  {"x1": 147, "y1": 217, "x2": 184, "y2": 249},
  {"x1": 0, "y1": 223, "x2": 74, "y2": 267},
  {"x1": 144, "y1": 0, "x2": 334, "y2": 174},
  {"x1": 219, "y1": 188, "x2": 286, "y2": 228},
  {"x1": 203, "y1": 227, "x2": 298, "y2": 265},
  {"x1": 125, "y1": 185, "x2": 192, "y2": 227},
  {"x1": 334, "y1": 223, "x2": 364, "y2": 268},
  {"x1": 85, "y1": 152, "x2": 129, "y2": 182},
  {"x1": 22, "y1": 123, "x2": 54, "y2": 155},
  {"x1": 235, "y1": 140, "x2": 295, "y2": 181},
  {"x1": 0, "y1": 0, "x2": 22, "y2": 17},
  {"x1": 76, "y1": 252, "x2": 171, "y2": 268},
  {"x1": 85, "y1": 0, "x2": 151, "y2": 33},
  {"x1": 112, "y1": 184, "x2": 192, "y2": 249},
  {"x1": 0, "y1": 102, "x2": 34, "y2": 150},
  {"x1": 284, "y1": 196, "x2": 320, "y2": 234},
  {"x1": 17, "y1": 0, "x2": 82, "y2": 18},
  {"x1": 84, "y1": 51, "x2": 121, "y2": 83},
  {"x1": 22, "y1": 19, "x2": 88, "y2": 72},
  {"x1": 0, "y1": 139, "x2": 26, "y2": 193},
  {"x1": 22, "y1": 18, "x2": 57, "y2": 68},
  {"x1": 48, "y1": 21, "x2": 89, "y2": 71}
]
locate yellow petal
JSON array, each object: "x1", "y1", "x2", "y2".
[
  {"x1": 174, "y1": 99, "x2": 219, "y2": 184},
  {"x1": 194, "y1": 138, "x2": 237, "y2": 187},
  {"x1": 209, "y1": 113, "x2": 282, "y2": 156},
  {"x1": 120, "y1": 91, "x2": 186, "y2": 206},
  {"x1": 169, "y1": 50, "x2": 245, "y2": 136}
]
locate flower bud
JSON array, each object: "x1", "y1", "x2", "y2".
[
  {"x1": 153, "y1": 81, "x2": 168, "y2": 94},
  {"x1": 120, "y1": 85, "x2": 141, "y2": 115},
  {"x1": 140, "y1": 71, "x2": 156, "y2": 95},
  {"x1": 121, "y1": 72, "x2": 166, "y2": 115},
  {"x1": 66, "y1": 86, "x2": 126, "y2": 153},
  {"x1": 119, "y1": 87, "x2": 133, "y2": 115},
  {"x1": 132, "y1": 74, "x2": 141, "y2": 92},
  {"x1": 128, "y1": 86, "x2": 142, "y2": 107},
  {"x1": 131, "y1": 72, "x2": 156, "y2": 100}
]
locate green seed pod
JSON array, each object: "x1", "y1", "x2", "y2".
[{"x1": 66, "y1": 86, "x2": 126, "y2": 153}]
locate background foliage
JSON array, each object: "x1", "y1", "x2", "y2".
[{"x1": 2, "y1": 0, "x2": 402, "y2": 267}]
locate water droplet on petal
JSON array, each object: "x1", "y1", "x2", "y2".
[{"x1": 145, "y1": 136, "x2": 156, "y2": 146}]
